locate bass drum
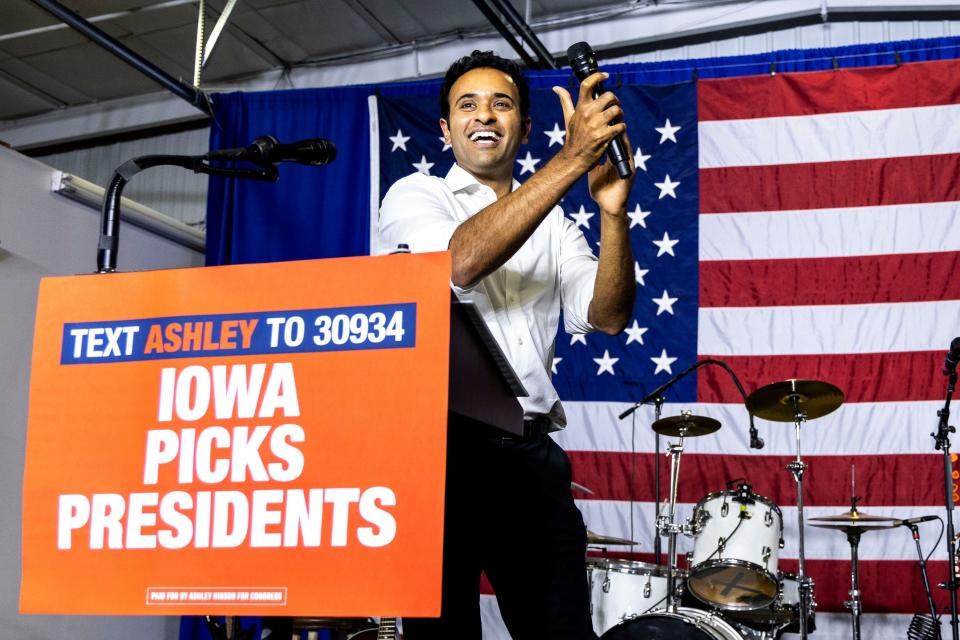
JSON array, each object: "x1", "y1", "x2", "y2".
[{"x1": 601, "y1": 608, "x2": 745, "y2": 640}]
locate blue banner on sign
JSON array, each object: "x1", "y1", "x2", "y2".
[{"x1": 60, "y1": 303, "x2": 417, "y2": 364}]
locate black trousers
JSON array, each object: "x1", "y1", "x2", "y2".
[{"x1": 404, "y1": 425, "x2": 598, "y2": 640}]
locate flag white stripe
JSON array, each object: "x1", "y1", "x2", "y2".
[
  {"x1": 576, "y1": 500, "x2": 949, "y2": 562},
  {"x1": 699, "y1": 103, "x2": 960, "y2": 168},
  {"x1": 697, "y1": 300, "x2": 960, "y2": 356},
  {"x1": 698, "y1": 201, "x2": 960, "y2": 260},
  {"x1": 557, "y1": 401, "x2": 941, "y2": 456}
]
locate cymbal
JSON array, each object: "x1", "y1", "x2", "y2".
[
  {"x1": 586, "y1": 530, "x2": 638, "y2": 546},
  {"x1": 809, "y1": 509, "x2": 899, "y2": 532},
  {"x1": 746, "y1": 379, "x2": 844, "y2": 422},
  {"x1": 652, "y1": 413, "x2": 721, "y2": 437}
]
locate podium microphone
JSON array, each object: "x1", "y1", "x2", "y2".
[
  {"x1": 206, "y1": 135, "x2": 337, "y2": 166},
  {"x1": 566, "y1": 41, "x2": 632, "y2": 180}
]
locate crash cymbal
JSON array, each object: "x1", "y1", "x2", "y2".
[
  {"x1": 586, "y1": 530, "x2": 638, "y2": 546},
  {"x1": 652, "y1": 413, "x2": 721, "y2": 437},
  {"x1": 746, "y1": 379, "x2": 844, "y2": 422},
  {"x1": 810, "y1": 509, "x2": 899, "y2": 532}
]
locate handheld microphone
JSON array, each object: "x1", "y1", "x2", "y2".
[
  {"x1": 897, "y1": 515, "x2": 939, "y2": 526},
  {"x1": 566, "y1": 42, "x2": 632, "y2": 180},
  {"x1": 944, "y1": 336, "x2": 960, "y2": 376},
  {"x1": 205, "y1": 135, "x2": 337, "y2": 166}
]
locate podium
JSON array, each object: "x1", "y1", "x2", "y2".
[
  {"x1": 448, "y1": 299, "x2": 528, "y2": 438},
  {"x1": 20, "y1": 252, "x2": 530, "y2": 618}
]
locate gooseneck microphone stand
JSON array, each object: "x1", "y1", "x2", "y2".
[
  {"x1": 934, "y1": 360, "x2": 959, "y2": 640},
  {"x1": 618, "y1": 359, "x2": 761, "y2": 575},
  {"x1": 97, "y1": 154, "x2": 278, "y2": 273}
]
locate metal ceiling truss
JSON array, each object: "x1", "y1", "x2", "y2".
[
  {"x1": 471, "y1": 0, "x2": 557, "y2": 70},
  {"x1": 28, "y1": 0, "x2": 211, "y2": 115}
]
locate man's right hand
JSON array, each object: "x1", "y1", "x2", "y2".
[{"x1": 552, "y1": 72, "x2": 628, "y2": 174}]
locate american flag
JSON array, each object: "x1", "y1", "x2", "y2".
[{"x1": 371, "y1": 57, "x2": 960, "y2": 638}]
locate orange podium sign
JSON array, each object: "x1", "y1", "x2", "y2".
[{"x1": 21, "y1": 252, "x2": 452, "y2": 616}]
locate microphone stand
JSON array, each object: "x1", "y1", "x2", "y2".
[
  {"x1": 934, "y1": 365, "x2": 959, "y2": 640},
  {"x1": 96, "y1": 154, "x2": 278, "y2": 273},
  {"x1": 908, "y1": 523, "x2": 940, "y2": 628},
  {"x1": 619, "y1": 359, "x2": 760, "y2": 569}
]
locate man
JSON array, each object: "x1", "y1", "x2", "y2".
[{"x1": 378, "y1": 50, "x2": 635, "y2": 639}]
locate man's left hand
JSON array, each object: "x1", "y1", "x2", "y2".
[{"x1": 588, "y1": 128, "x2": 635, "y2": 215}]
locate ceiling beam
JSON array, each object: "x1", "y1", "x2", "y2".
[{"x1": 27, "y1": 0, "x2": 210, "y2": 115}]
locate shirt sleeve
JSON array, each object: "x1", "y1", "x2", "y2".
[
  {"x1": 558, "y1": 211, "x2": 598, "y2": 334},
  {"x1": 378, "y1": 174, "x2": 460, "y2": 255}
]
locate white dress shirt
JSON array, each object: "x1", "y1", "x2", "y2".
[{"x1": 378, "y1": 163, "x2": 598, "y2": 428}]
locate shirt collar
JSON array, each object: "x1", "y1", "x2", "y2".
[{"x1": 444, "y1": 163, "x2": 520, "y2": 194}]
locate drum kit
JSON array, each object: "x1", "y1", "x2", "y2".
[{"x1": 581, "y1": 378, "x2": 909, "y2": 640}]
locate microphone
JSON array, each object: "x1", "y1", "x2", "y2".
[
  {"x1": 205, "y1": 135, "x2": 336, "y2": 166},
  {"x1": 944, "y1": 336, "x2": 960, "y2": 376},
  {"x1": 566, "y1": 42, "x2": 632, "y2": 180},
  {"x1": 897, "y1": 515, "x2": 939, "y2": 526}
]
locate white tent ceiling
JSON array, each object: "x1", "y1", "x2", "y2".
[{"x1": 2, "y1": 0, "x2": 959, "y2": 150}]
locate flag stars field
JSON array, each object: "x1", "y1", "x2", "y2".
[
  {"x1": 653, "y1": 231, "x2": 679, "y2": 257},
  {"x1": 389, "y1": 129, "x2": 410, "y2": 151},
  {"x1": 412, "y1": 155, "x2": 434, "y2": 175},
  {"x1": 628, "y1": 204, "x2": 651, "y2": 229},
  {"x1": 544, "y1": 122, "x2": 566, "y2": 146},
  {"x1": 593, "y1": 350, "x2": 619, "y2": 375},
  {"x1": 654, "y1": 174, "x2": 680, "y2": 199},
  {"x1": 652, "y1": 290, "x2": 678, "y2": 315},
  {"x1": 517, "y1": 151, "x2": 541, "y2": 174},
  {"x1": 569, "y1": 205, "x2": 595, "y2": 229},
  {"x1": 655, "y1": 118, "x2": 681, "y2": 143},
  {"x1": 650, "y1": 348, "x2": 678, "y2": 374}
]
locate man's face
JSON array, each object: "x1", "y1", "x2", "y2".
[{"x1": 440, "y1": 67, "x2": 530, "y2": 182}]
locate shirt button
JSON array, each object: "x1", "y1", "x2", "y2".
[{"x1": 518, "y1": 336, "x2": 524, "y2": 345}]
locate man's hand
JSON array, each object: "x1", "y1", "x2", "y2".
[
  {"x1": 587, "y1": 126, "x2": 635, "y2": 215},
  {"x1": 553, "y1": 72, "x2": 628, "y2": 178}
]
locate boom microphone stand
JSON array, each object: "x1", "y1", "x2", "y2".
[
  {"x1": 934, "y1": 354, "x2": 959, "y2": 640},
  {"x1": 619, "y1": 359, "x2": 762, "y2": 570},
  {"x1": 96, "y1": 135, "x2": 335, "y2": 273}
]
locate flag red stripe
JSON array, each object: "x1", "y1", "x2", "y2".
[
  {"x1": 698, "y1": 58, "x2": 960, "y2": 121},
  {"x1": 696, "y1": 352, "x2": 945, "y2": 403},
  {"x1": 699, "y1": 252, "x2": 960, "y2": 308},
  {"x1": 699, "y1": 154, "x2": 960, "y2": 213},
  {"x1": 568, "y1": 452, "x2": 944, "y2": 507}
]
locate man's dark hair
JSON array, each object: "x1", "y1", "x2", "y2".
[{"x1": 439, "y1": 50, "x2": 530, "y2": 122}]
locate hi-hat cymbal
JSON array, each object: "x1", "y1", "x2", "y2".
[
  {"x1": 746, "y1": 379, "x2": 844, "y2": 422},
  {"x1": 809, "y1": 509, "x2": 899, "y2": 533},
  {"x1": 586, "y1": 530, "x2": 638, "y2": 546},
  {"x1": 652, "y1": 414, "x2": 721, "y2": 437}
]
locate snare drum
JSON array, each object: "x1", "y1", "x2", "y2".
[
  {"x1": 688, "y1": 488, "x2": 783, "y2": 610},
  {"x1": 586, "y1": 558, "x2": 683, "y2": 636},
  {"x1": 601, "y1": 607, "x2": 745, "y2": 639}
]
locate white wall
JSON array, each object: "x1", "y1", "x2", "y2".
[{"x1": 0, "y1": 145, "x2": 202, "y2": 640}]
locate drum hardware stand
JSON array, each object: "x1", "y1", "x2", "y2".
[
  {"x1": 660, "y1": 420, "x2": 688, "y2": 612},
  {"x1": 934, "y1": 359, "x2": 959, "y2": 640},
  {"x1": 786, "y1": 394, "x2": 813, "y2": 640},
  {"x1": 840, "y1": 494, "x2": 864, "y2": 640}
]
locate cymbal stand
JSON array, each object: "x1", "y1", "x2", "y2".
[
  {"x1": 786, "y1": 395, "x2": 812, "y2": 640},
  {"x1": 658, "y1": 421, "x2": 687, "y2": 611}
]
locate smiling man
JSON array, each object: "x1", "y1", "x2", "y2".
[{"x1": 378, "y1": 50, "x2": 636, "y2": 640}]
